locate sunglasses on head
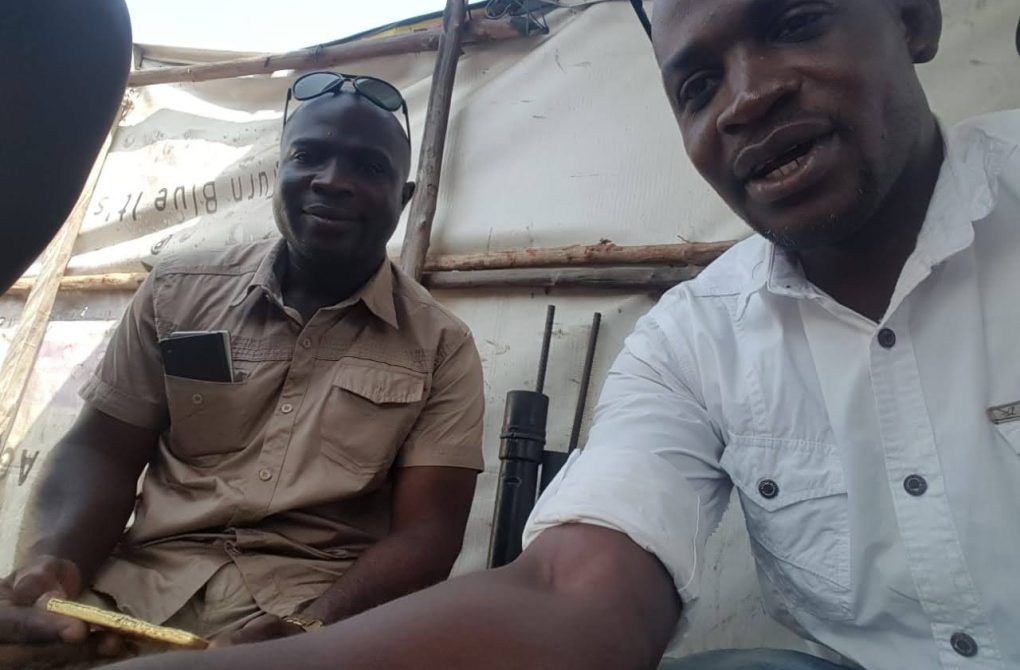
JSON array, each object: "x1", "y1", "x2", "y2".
[{"x1": 283, "y1": 71, "x2": 411, "y2": 144}]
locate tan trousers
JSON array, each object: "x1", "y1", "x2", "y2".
[{"x1": 72, "y1": 563, "x2": 263, "y2": 667}]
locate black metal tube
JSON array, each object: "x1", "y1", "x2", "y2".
[
  {"x1": 488, "y1": 390, "x2": 549, "y2": 568},
  {"x1": 567, "y1": 312, "x2": 601, "y2": 453},
  {"x1": 534, "y1": 304, "x2": 555, "y2": 394}
]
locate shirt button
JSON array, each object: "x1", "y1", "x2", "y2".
[
  {"x1": 301, "y1": 338, "x2": 313, "y2": 349},
  {"x1": 903, "y1": 474, "x2": 928, "y2": 496},
  {"x1": 280, "y1": 403, "x2": 294, "y2": 414},
  {"x1": 757, "y1": 478, "x2": 779, "y2": 499},
  {"x1": 258, "y1": 468, "x2": 273, "y2": 482},
  {"x1": 951, "y1": 632, "x2": 978, "y2": 658},
  {"x1": 192, "y1": 394, "x2": 203, "y2": 405},
  {"x1": 877, "y1": 328, "x2": 897, "y2": 349}
]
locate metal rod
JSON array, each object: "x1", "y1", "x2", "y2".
[
  {"x1": 535, "y1": 304, "x2": 555, "y2": 393},
  {"x1": 567, "y1": 312, "x2": 601, "y2": 453}
]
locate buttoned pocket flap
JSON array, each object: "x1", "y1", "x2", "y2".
[
  {"x1": 722, "y1": 437, "x2": 848, "y2": 513},
  {"x1": 332, "y1": 360, "x2": 426, "y2": 405},
  {"x1": 995, "y1": 420, "x2": 1020, "y2": 457}
]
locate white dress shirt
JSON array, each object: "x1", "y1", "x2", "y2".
[{"x1": 524, "y1": 110, "x2": 1020, "y2": 670}]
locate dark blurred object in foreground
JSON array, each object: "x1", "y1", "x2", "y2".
[{"x1": 0, "y1": 1, "x2": 131, "y2": 294}]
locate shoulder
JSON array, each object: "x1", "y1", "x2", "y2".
[
  {"x1": 389, "y1": 265, "x2": 473, "y2": 340},
  {"x1": 152, "y1": 240, "x2": 274, "y2": 280},
  {"x1": 648, "y1": 234, "x2": 767, "y2": 330},
  {"x1": 949, "y1": 110, "x2": 1020, "y2": 152}
]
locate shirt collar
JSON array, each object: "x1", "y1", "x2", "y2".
[
  {"x1": 230, "y1": 240, "x2": 400, "y2": 329},
  {"x1": 907, "y1": 118, "x2": 1010, "y2": 268},
  {"x1": 740, "y1": 116, "x2": 1012, "y2": 314},
  {"x1": 354, "y1": 259, "x2": 400, "y2": 329}
]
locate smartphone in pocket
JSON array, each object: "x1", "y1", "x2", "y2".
[{"x1": 158, "y1": 330, "x2": 233, "y2": 383}]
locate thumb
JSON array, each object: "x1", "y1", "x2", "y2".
[
  {"x1": 34, "y1": 594, "x2": 89, "y2": 644},
  {"x1": 11, "y1": 559, "x2": 81, "y2": 606}
]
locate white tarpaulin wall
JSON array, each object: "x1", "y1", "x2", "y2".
[{"x1": 2, "y1": 0, "x2": 1018, "y2": 656}]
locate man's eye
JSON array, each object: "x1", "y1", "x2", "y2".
[
  {"x1": 360, "y1": 162, "x2": 387, "y2": 176},
  {"x1": 291, "y1": 150, "x2": 310, "y2": 163},
  {"x1": 772, "y1": 8, "x2": 827, "y2": 42},
  {"x1": 677, "y1": 73, "x2": 721, "y2": 113}
]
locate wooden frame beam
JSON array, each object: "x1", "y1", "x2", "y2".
[
  {"x1": 399, "y1": 0, "x2": 468, "y2": 282},
  {"x1": 0, "y1": 123, "x2": 119, "y2": 448},
  {"x1": 5, "y1": 241, "x2": 736, "y2": 296},
  {"x1": 127, "y1": 18, "x2": 521, "y2": 88}
]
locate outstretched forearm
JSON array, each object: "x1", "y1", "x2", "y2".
[{"x1": 111, "y1": 525, "x2": 682, "y2": 670}]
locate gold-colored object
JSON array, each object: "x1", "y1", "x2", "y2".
[
  {"x1": 45, "y1": 598, "x2": 209, "y2": 650},
  {"x1": 281, "y1": 614, "x2": 324, "y2": 632}
]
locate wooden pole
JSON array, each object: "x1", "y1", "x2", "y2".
[
  {"x1": 426, "y1": 240, "x2": 735, "y2": 271},
  {"x1": 399, "y1": 0, "x2": 467, "y2": 282},
  {"x1": 0, "y1": 128, "x2": 117, "y2": 449},
  {"x1": 6, "y1": 266, "x2": 698, "y2": 294},
  {"x1": 127, "y1": 19, "x2": 521, "y2": 88},
  {"x1": 7, "y1": 273, "x2": 147, "y2": 295},
  {"x1": 423, "y1": 266, "x2": 701, "y2": 291},
  {"x1": 5, "y1": 240, "x2": 736, "y2": 296}
]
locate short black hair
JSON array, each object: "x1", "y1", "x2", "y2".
[{"x1": 282, "y1": 92, "x2": 411, "y2": 177}]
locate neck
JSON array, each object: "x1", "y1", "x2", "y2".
[
  {"x1": 796, "y1": 118, "x2": 944, "y2": 322},
  {"x1": 280, "y1": 245, "x2": 385, "y2": 320}
]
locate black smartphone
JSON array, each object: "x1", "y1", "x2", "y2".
[{"x1": 158, "y1": 331, "x2": 234, "y2": 383}]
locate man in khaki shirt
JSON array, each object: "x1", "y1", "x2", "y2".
[{"x1": 0, "y1": 74, "x2": 484, "y2": 666}]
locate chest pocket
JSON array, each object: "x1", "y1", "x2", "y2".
[
  {"x1": 721, "y1": 436, "x2": 853, "y2": 621},
  {"x1": 319, "y1": 359, "x2": 427, "y2": 474},
  {"x1": 164, "y1": 375, "x2": 263, "y2": 463}
]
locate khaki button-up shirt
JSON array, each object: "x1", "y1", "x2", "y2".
[{"x1": 80, "y1": 240, "x2": 484, "y2": 624}]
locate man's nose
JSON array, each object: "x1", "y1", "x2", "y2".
[
  {"x1": 715, "y1": 51, "x2": 800, "y2": 135},
  {"x1": 310, "y1": 159, "x2": 355, "y2": 195}
]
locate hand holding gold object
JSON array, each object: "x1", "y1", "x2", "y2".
[{"x1": 45, "y1": 598, "x2": 209, "y2": 650}]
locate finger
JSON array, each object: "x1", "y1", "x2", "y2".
[
  {"x1": 0, "y1": 607, "x2": 86, "y2": 645},
  {"x1": 0, "y1": 640, "x2": 101, "y2": 670},
  {"x1": 95, "y1": 631, "x2": 131, "y2": 658},
  {"x1": 29, "y1": 596, "x2": 90, "y2": 645}
]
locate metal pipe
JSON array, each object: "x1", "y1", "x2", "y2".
[
  {"x1": 534, "y1": 304, "x2": 555, "y2": 394},
  {"x1": 567, "y1": 312, "x2": 601, "y2": 453}
]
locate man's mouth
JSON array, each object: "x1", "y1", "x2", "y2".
[
  {"x1": 749, "y1": 137, "x2": 824, "y2": 182},
  {"x1": 301, "y1": 204, "x2": 360, "y2": 223},
  {"x1": 733, "y1": 120, "x2": 840, "y2": 205}
]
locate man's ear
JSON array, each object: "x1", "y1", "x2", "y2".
[
  {"x1": 401, "y1": 182, "x2": 416, "y2": 208},
  {"x1": 900, "y1": 0, "x2": 942, "y2": 64}
]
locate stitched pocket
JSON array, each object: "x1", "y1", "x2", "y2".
[
  {"x1": 164, "y1": 375, "x2": 257, "y2": 461},
  {"x1": 722, "y1": 436, "x2": 853, "y2": 621},
  {"x1": 319, "y1": 359, "x2": 426, "y2": 473}
]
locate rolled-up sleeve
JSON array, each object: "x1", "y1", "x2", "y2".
[
  {"x1": 80, "y1": 272, "x2": 168, "y2": 430},
  {"x1": 523, "y1": 303, "x2": 731, "y2": 603}
]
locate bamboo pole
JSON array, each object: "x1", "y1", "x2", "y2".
[
  {"x1": 7, "y1": 273, "x2": 147, "y2": 295},
  {"x1": 426, "y1": 240, "x2": 735, "y2": 271},
  {"x1": 0, "y1": 130, "x2": 117, "y2": 449},
  {"x1": 5, "y1": 240, "x2": 735, "y2": 296},
  {"x1": 424, "y1": 266, "x2": 701, "y2": 291},
  {"x1": 7, "y1": 265, "x2": 702, "y2": 295},
  {"x1": 127, "y1": 19, "x2": 521, "y2": 88},
  {"x1": 399, "y1": 0, "x2": 467, "y2": 282}
]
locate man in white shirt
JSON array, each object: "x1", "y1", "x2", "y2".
[{"x1": 93, "y1": 0, "x2": 1020, "y2": 669}]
